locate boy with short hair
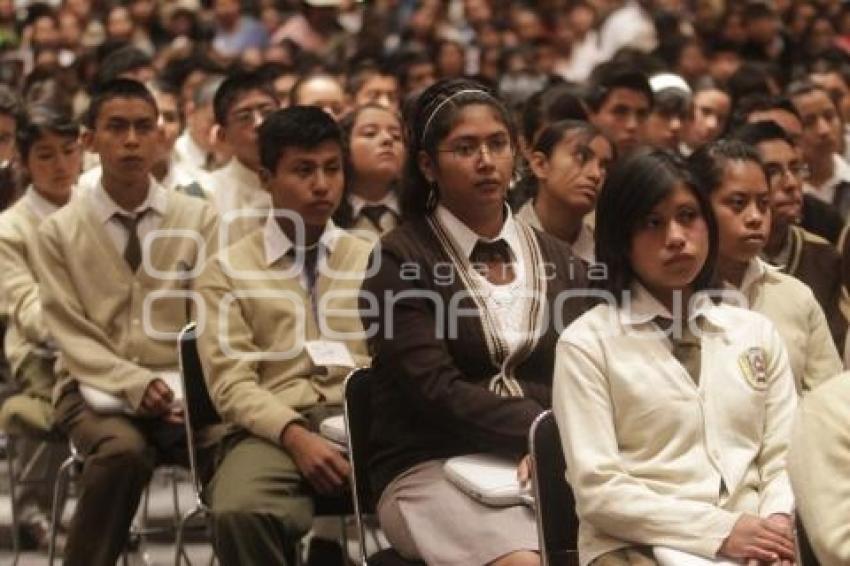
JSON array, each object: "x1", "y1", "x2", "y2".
[
  {"x1": 207, "y1": 70, "x2": 278, "y2": 245},
  {"x1": 196, "y1": 106, "x2": 371, "y2": 565},
  {"x1": 586, "y1": 62, "x2": 653, "y2": 156},
  {"x1": 37, "y1": 79, "x2": 217, "y2": 566}
]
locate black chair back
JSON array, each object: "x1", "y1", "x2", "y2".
[
  {"x1": 529, "y1": 410, "x2": 579, "y2": 566},
  {"x1": 177, "y1": 322, "x2": 221, "y2": 497}
]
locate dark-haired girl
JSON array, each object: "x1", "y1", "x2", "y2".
[
  {"x1": 518, "y1": 120, "x2": 612, "y2": 263},
  {"x1": 688, "y1": 140, "x2": 842, "y2": 395},
  {"x1": 554, "y1": 150, "x2": 797, "y2": 566},
  {"x1": 334, "y1": 104, "x2": 403, "y2": 237},
  {"x1": 361, "y1": 79, "x2": 589, "y2": 565}
]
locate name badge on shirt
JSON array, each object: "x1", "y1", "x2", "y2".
[
  {"x1": 738, "y1": 347, "x2": 768, "y2": 390},
  {"x1": 305, "y1": 340, "x2": 355, "y2": 369}
]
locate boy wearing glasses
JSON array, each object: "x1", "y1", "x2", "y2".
[
  {"x1": 37, "y1": 79, "x2": 218, "y2": 566},
  {"x1": 195, "y1": 106, "x2": 371, "y2": 565},
  {"x1": 734, "y1": 120, "x2": 849, "y2": 361},
  {"x1": 207, "y1": 71, "x2": 279, "y2": 246}
]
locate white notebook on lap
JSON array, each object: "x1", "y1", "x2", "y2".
[
  {"x1": 653, "y1": 547, "x2": 740, "y2": 566},
  {"x1": 80, "y1": 371, "x2": 184, "y2": 415},
  {"x1": 443, "y1": 453, "x2": 532, "y2": 507},
  {"x1": 319, "y1": 414, "x2": 348, "y2": 452}
]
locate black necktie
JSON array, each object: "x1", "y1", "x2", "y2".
[
  {"x1": 470, "y1": 239, "x2": 515, "y2": 284},
  {"x1": 361, "y1": 204, "x2": 389, "y2": 230},
  {"x1": 113, "y1": 210, "x2": 148, "y2": 272},
  {"x1": 471, "y1": 239, "x2": 512, "y2": 264}
]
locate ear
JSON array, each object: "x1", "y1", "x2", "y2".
[
  {"x1": 81, "y1": 128, "x2": 94, "y2": 152},
  {"x1": 213, "y1": 123, "x2": 226, "y2": 146},
  {"x1": 417, "y1": 150, "x2": 436, "y2": 184},
  {"x1": 527, "y1": 150, "x2": 549, "y2": 182}
]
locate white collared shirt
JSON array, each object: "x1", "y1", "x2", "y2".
[
  {"x1": 88, "y1": 177, "x2": 168, "y2": 255},
  {"x1": 435, "y1": 204, "x2": 533, "y2": 354},
  {"x1": 348, "y1": 191, "x2": 400, "y2": 233},
  {"x1": 554, "y1": 282, "x2": 796, "y2": 563},
  {"x1": 803, "y1": 153, "x2": 850, "y2": 205},
  {"x1": 78, "y1": 161, "x2": 208, "y2": 194},
  {"x1": 262, "y1": 210, "x2": 340, "y2": 292},
  {"x1": 209, "y1": 157, "x2": 271, "y2": 217},
  {"x1": 516, "y1": 200, "x2": 595, "y2": 263},
  {"x1": 24, "y1": 186, "x2": 63, "y2": 220},
  {"x1": 173, "y1": 131, "x2": 208, "y2": 172}
]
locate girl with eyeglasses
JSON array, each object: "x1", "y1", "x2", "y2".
[
  {"x1": 688, "y1": 139, "x2": 842, "y2": 395},
  {"x1": 518, "y1": 120, "x2": 613, "y2": 264},
  {"x1": 360, "y1": 78, "x2": 589, "y2": 566},
  {"x1": 554, "y1": 149, "x2": 797, "y2": 566}
]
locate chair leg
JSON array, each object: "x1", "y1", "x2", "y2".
[
  {"x1": 174, "y1": 505, "x2": 206, "y2": 566},
  {"x1": 48, "y1": 452, "x2": 78, "y2": 566},
  {"x1": 7, "y1": 435, "x2": 20, "y2": 566}
]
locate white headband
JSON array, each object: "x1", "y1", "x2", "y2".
[{"x1": 421, "y1": 89, "x2": 493, "y2": 144}]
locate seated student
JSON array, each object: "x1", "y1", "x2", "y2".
[
  {"x1": 78, "y1": 80, "x2": 207, "y2": 197},
  {"x1": 346, "y1": 61, "x2": 400, "y2": 111},
  {"x1": 36, "y1": 79, "x2": 218, "y2": 566},
  {"x1": 645, "y1": 73, "x2": 692, "y2": 153},
  {"x1": 333, "y1": 104, "x2": 403, "y2": 237},
  {"x1": 0, "y1": 107, "x2": 80, "y2": 550},
  {"x1": 174, "y1": 75, "x2": 227, "y2": 177},
  {"x1": 788, "y1": 373, "x2": 850, "y2": 565},
  {"x1": 519, "y1": 120, "x2": 613, "y2": 264},
  {"x1": 554, "y1": 149, "x2": 797, "y2": 566},
  {"x1": 688, "y1": 140, "x2": 843, "y2": 394},
  {"x1": 788, "y1": 82, "x2": 850, "y2": 220},
  {"x1": 206, "y1": 71, "x2": 278, "y2": 245},
  {"x1": 733, "y1": 120, "x2": 849, "y2": 355},
  {"x1": 195, "y1": 106, "x2": 372, "y2": 565},
  {"x1": 586, "y1": 62, "x2": 653, "y2": 156},
  {"x1": 682, "y1": 83, "x2": 731, "y2": 154},
  {"x1": 360, "y1": 79, "x2": 589, "y2": 566},
  {"x1": 290, "y1": 72, "x2": 348, "y2": 121},
  {"x1": 737, "y1": 94, "x2": 845, "y2": 244}
]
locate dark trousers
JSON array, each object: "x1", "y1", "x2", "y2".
[{"x1": 55, "y1": 389, "x2": 187, "y2": 566}]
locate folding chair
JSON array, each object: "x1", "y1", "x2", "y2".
[
  {"x1": 796, "y1": 514, "x2": 821, "y2": 566},
  {"x1": 343, "y1": 367, "x2": 424, "y2": 566},
  {"x1": 529, "y1": 410, "x2": 579, "y2": 566},
  {"x1": 175, "y1": 322, "x2": 220, "y2": 566},
  {"x1": 1, "y1": 394, "x2": 67, "y2": 566}
]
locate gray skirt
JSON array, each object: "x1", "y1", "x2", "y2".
[{"x1": 377, "y1": 459, "x2": 539, "y2": 566}]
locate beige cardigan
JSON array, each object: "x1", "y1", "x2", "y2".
[
  {"x1": 788, "y1": 373, "x2": 850, "y2": 565},
  {"x1": 38, "y1": 189, "x2": 218, "y2": 410},
  {"x1": 194, "y1": 226, "x2": 372, "y2": 445},
  {"x1": 0, "y1": 198, "x2": 52, "y2": 375}
]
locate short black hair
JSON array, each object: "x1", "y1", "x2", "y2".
[
  {"x1": 17, "y1": 106, "x2": 79, "y2": 161},
  {"x1": 595, "y1": 149, "x2": 718, "y2": 301},
  {"x1": 727, "y1": 94, "x2": 800, "y2": 134},
  {"x1": 687, "y1": 139, "x2": 766, "y2": 200},
  {"x1": 258, "y1": 106, "x2": 343, "y2": 173},
  {"x1": 95, "y1": 45, "x2": 153, "y2": 87},
  {"x1": 730, "y1": 120, "x2": 795, "y2": 148},
  {"x1": 346, "y1": 60, "x2": 395, "y2": 97},
  {"x1": 85, "y1": 79, "x2": 158, "y2": 128},
  {"x1": 586, "y1": 62, "x2": 653, "y2": 113},
  {"x1": 521, "y1": 83, "x2": 588, "y2": 145},
  {"x1": 0, "y1": 84, "x2": 23, "y2": 125},
  {"x1": 213, "y1": 70, "x2": 277, "y2": 126}
]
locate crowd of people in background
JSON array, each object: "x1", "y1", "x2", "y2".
[{"x1": 0, "y1": 0, "x2": 849, "y2": 565}]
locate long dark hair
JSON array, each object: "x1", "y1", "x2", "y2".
[
  {"x1": 594, "y1": 149, "x2": 719, "y2": 302},
  {"x1": 334, "y1": 103, "x2": 403, "y2": 228},
  {"x1": 400, "y1": 78, "x2": 517, "y2": 219}
]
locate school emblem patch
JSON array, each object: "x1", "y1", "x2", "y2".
[{"x1": 738, "y1": 347, "x2": 768, "y2": 390}]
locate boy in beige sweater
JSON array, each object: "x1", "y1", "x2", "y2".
[
  {"x1": 37, "y1": 79, "x2": 217, "y2": 566},
  {"x1": 196, "y1": 106, "x2": 371, "y2": 565}
]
